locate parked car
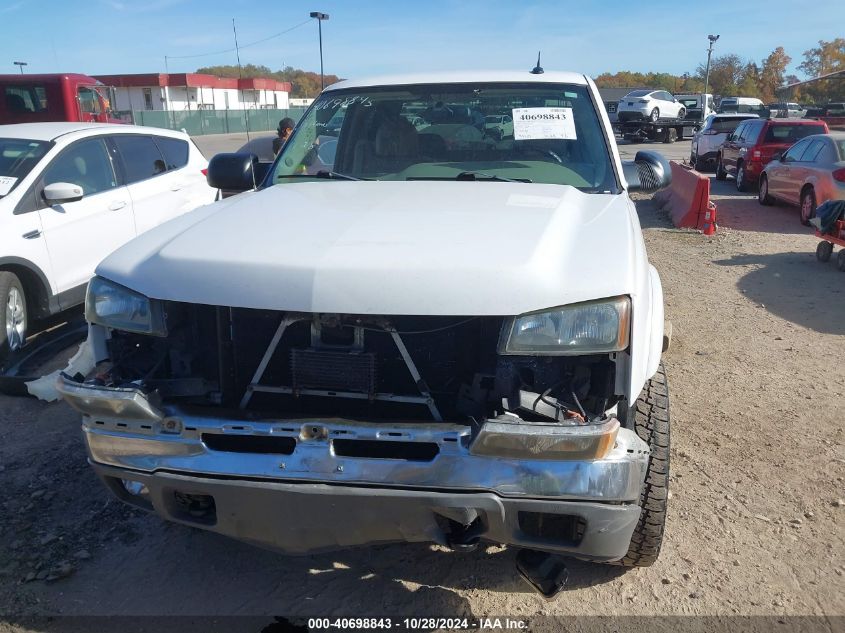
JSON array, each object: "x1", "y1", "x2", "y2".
[
  {"x1": 716, "y1": 118, "x2": 830, "y2": 191},
  {"x1": 58, "y1": 70, "x2": 674, "y2": 576},
  {"x1": 758, "y1": 132, "x2": 845, "y2": 225},
  {"x1": 690, "y1": 113, "x2": 759, "y2": 171},
  {"x1": 0, "y1": 122, "x2": 215, "y2": 358},
  {"x1": 717, "y1": 96, "x2": 764, "y2": 114},
  {"x1": 0, "y1": 74, "x2": 122, "y2": 125},
  {"x1": 767, "y1": 102, "x2": 806, "y2": 119},
  {"x1": 616, "y1": 89, "x2": 686, "y2": 122},
  {"x1": 483, "y1": 114, "x2": 513, "y2": 139},
  {"x1": 674, "y1": 93, "x2": 716, "y2": 121}
]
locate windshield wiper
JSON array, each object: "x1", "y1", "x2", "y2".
[
  {"x1": 456, "y1": 171, "x2": 531, "y2": 183},
  {"x1": 275, "y1": 171, "x2": 369, "y2": 181}
]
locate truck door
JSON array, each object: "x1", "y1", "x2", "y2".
[{"x1": 36, "y1": 137, "x2": 135, "y2": 297}]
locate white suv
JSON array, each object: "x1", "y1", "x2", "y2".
[
  {"x1": 58, "y1": 71, "x2": 673, "y2": 584},
  {"x1": 617, "y1": 89, "x2": 686, "y2": 122},
  {"x1": 0, "y1": 123, "x2": 215, "y2": 358}
]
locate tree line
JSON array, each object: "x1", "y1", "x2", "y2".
[
  {"x1": 594, "y1": 38, "x2": 844, "y2": 104},
  {"x1": 196, "y1": 63, "x2": 341, "y2": 99}
]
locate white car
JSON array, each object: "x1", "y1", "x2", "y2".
[
  {"x1": 58, "y1": 71, "x2": 673, "y2": 581},
  {"x1": 616, "y1": 89, "x2": 686, "y2": 123},
  {"x1": 483, "y1": 114, "x2": 514, "y2": 139},
  {"x1": 0, "y1": 122, "x2": 215, "y2": 358}
]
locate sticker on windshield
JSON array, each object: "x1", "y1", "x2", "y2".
[
  {"x1": 512, "y1": 107, "x2": 576, "y2": 140},
  {"x1": 0, "y1": 176, "x2": 18, "y2": 196}
]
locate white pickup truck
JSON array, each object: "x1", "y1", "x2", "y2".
[{"x1": 58, "y1": 70, "x2": 672, "y2": 590}]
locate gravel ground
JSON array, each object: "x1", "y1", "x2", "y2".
[{"x1": 0, "y1": 141, "x2": 843, "y2": 631}]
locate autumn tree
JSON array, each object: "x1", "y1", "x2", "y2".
[
  {"x1": 758, "y1": 47, "x2": 791, "y2": 102},
  {"x1": 797, "y1": 38, "x2": 845, "y2": 103}
]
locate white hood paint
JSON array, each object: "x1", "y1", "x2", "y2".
[{"x1": 97, "y1": 181, "x2": 640, "y2": 316}]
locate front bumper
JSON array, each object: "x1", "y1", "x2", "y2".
[{"x1": 59, "y1": 378, "x2": 650, "y2": 560}]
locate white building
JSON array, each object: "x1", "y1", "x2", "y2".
[{"x1": 94, "y1": 73, "x2": 292, "y2": 111}]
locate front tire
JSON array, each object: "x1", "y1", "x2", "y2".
[
  {"x1": 735, "y1": 161, "x2": 749, "y2": 192},
  {"x1": 649, "y1": 108, "x2": 660, "y2": 123},
  {"x1": 758, "y1": 175, "x2": 774, "y2": 205},
  {"x1": 800, "y1": 188, "x2": 816, "y2": 226},
  {"x1": 677, "y1": 107, "x2": 686, "y2": 119},
  {"x1": 816, "y1": 241, "x2": 833, "y2": 263},
  {"x1": 0, "y1": 271, "x2": 27, "y2": 362},
  {"x1": 612, "y1": 363, "x2": 670, "y2": 567}
]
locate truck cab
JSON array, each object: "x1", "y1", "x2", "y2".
[{"x1": 0, "y1": 74, "x2": 122, "y2": 125}]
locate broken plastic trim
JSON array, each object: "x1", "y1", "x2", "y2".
[{"x1": 57, "y1": 375, "x2": 164, "y2": 421}]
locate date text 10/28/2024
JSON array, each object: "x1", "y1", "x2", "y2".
[{"x1": 306, "y1": 618, "x2": 528, "y2": 630}]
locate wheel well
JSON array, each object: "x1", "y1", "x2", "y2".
[{"x1": 0, "y1": 265, "x2": 51, "y2": 319}]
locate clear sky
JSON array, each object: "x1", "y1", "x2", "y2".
[{"x1": 2, "y1": 0, "x2": 842, "y2": 80}]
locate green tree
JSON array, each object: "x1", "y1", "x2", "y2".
[
  {"x1": 737, "y1": 62, "x2": 760, "y2": 98},
  {"x1": 696, "y1": 54, "x2": 746, "y2": 97}
]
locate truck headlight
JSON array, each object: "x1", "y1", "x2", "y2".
[
  {"x1": 499, "y1": 297, "x2": 630, "y2": 355},
  {"x1": 85, "y1": 276, "x2": 167, "y2": 336}
]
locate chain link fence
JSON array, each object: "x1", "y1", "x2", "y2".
[{"x1": 113, "y1": 108, "x2": 309, "y2": 136}]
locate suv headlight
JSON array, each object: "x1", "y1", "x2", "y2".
[
  {"x1": 85, "y1": 276, "x2": 167, "y2": 336},
  {"x1": 499, "y1": 296, "x2": 630, "y2": 355}
]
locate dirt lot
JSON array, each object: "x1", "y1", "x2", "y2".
[{"x1": 0, "y1": 139, "x2": 843, "y2": 629}]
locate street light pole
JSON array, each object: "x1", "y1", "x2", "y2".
[
  {"x1": 703, "y1": 34, "x2": 719, "y2": 100},
  {"x1": 13, "y1": 61, "x2": 27, "y2": 74},
  {"x1": 309, "y1": 11, "x2": 329, "y2": 90}
]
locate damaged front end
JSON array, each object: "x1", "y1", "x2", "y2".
[{"x1": 59, "y1": 277, "x2": 650, "y2": 560}]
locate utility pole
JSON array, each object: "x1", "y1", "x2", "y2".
[
  {"x1": 703, "y1": 34, "x2": 720, "y2": 99},
  {"x1": 309, "y1": 12, "x2": 329, "y2": 90}
]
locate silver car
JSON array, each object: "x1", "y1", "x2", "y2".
[
  {"x1": 690, "y1": 113, "x2": 758, "y2": 171},
  {"x1": 759, "y1": 132, "x2": 845, "y2": 225}
]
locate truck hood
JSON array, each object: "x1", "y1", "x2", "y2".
[{"x1": 97, "y1": 181, "x2": 640, "y2": 316}]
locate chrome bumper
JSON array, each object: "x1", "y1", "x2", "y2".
[{"x1": 59, "y1": 377, "x2": 650, "y2": 558}]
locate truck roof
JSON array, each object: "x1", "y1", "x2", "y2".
[
  {"x1": 326, "y1": 70, "x2": 588, "y2": 92},
  {"x1": 0, "y1": 73, "x2": 99, "y2": 83}
]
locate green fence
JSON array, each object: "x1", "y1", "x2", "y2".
[{"x1": 120, "y1": 107, "x2": 309, "y2": 136}]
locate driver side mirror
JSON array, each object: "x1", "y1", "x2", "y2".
[
  {"x1": 622, "y1": 150, "x2": 672, "y2": 193},
  {"x1": 43, "y1": 182, "x2": 84, "y2": 205},
  {"x1": 206, "y1": 152, "x2": 263, "y2": 192}
]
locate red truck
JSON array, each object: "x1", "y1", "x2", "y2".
[{"x1": 0, "y1": 73, "x2": 123, "y2": 125}]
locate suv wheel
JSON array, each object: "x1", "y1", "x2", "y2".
[
  {"x1": 649, "y1": 108, "x2": 659, "y2": 123},
  {"x1": 800, "y1": 188, "x2": 816, "y2": 226},
  {"x1": 610, "y1": 363, "x2": 670, "y2": 567},
  {"x1": 715, "y1": 156, "x2": 727, "y2": 180},
  {"x1": 0, "y1": 271, "x2": 27, "y2": 361},
  {"x1": 735, "y1": 161, "x2": 749, "y2": 192},
  {"x1": 677, "y1": 107, "x2": 686, "y2": 119},
  {"x1": 758, "y1": 175, "x2": 774, "y2": 205}
]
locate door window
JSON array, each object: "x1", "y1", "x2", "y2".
[
  {"x1": 152, "y1": 136, "x2": 189, "y2": 170},
  {"x1": 113, "y1": 135, "x2": 167, "y2": 183},
  {"x1": 783, "y1": 139, "x2": 811, "y2": 162},
  {"x1": 798, "y1": 139, "x2": 825, "y2": 163},
  {"x1": 77, "y1": 87, "x2": 101, "y2": 114},
  {"x1": 42, "y1": 138, "x2": 117, "y2": 196},
  {"x1": 742, "y1": 121, "x2": 762, "y2": 144},
  {"x1": 732, "y1": 122, "x2": 748, "y2": 142}
]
